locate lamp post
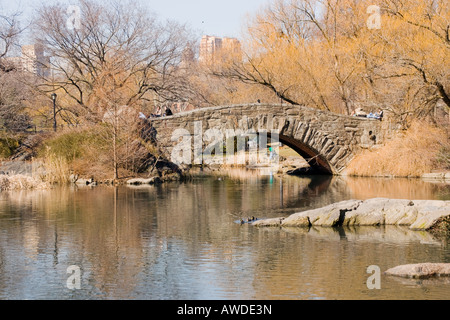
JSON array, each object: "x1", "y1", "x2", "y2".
[{"x1": 51, "y1": 93, "x2": 57, "y2": 132}]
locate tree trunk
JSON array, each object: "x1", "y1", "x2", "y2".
[{"x1": 113, "y1": 104, "x2": 119, "y2": 180}]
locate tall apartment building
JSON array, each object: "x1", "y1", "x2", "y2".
[
  {"x1": 199, "y1": 35, "x2": 241, "y2": 64},
  {"x1": 5, "y1": 44, "x2": 50, "y2": 78},
  {"x1": 199, "y1": 35, "x2": 222, "y2": 63}
]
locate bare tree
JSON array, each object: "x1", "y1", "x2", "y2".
[
  {"x1": 32, "y1": 0, "x2": 196, "y2": 122},
  {"x1": 30, "y1": 0, "x2": 196, "y2": 179},
  {"x1": 0, "y1": 10, "x2": 24, "y2": 68},
  {"x1": 0, "y1": 10, "x2": 33, "y2": 133},
  {"x1": 0, "y1": 72, "x2": 34, "y2": 132}
]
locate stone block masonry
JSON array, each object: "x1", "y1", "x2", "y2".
[{"x1": 149, "y1": 104, "x2": 394, "y2": 175}]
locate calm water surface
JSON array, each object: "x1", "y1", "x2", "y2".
[{"x1": 0, "y1": 170, "x2": 449, "y2": 300}]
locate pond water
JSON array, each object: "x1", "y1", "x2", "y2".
[{"x1": 0, "y1": 170, "x2": 449, "y2": 300}]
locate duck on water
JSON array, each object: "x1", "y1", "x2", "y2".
[{"x1": 239, "y1": 216, "x2": 258, "y2": 225}]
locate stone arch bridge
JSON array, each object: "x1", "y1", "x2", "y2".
[{"x1": 149, "y1": 104, "x2": 394, "y2": 175}]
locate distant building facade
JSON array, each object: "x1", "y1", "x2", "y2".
[
  {"x1": 199, "y1": 35, "x2": 222, "y2": 63},
  {"x1": 5, "y1": 44, "x2": 50, "y2": 77},
  {"x1": 199, "y1": 35, "x2": 241, "y2": 64}
]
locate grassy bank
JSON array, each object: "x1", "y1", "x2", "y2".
[
  {"x1": 37, "y1": 127, "x2": 108, "y2": 182},
  {"x1": 35, "y1": 125, "x2": 158, "y2": 182},
  {"x1": 0, "y1": 136, "x2": 20, "y2": 159}
]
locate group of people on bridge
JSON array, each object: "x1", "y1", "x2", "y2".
[
  {"x1": 351, "y1": 108, "x2": 384, "y2": 121},
  {"x1": 139, "y1": 107, "x2": 173, "y2": 120}
]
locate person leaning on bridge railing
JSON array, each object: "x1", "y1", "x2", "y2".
[
  {"x1": 368, "y1": 110, "x2": 384, "y2": 121},
  {"x1": 351, "y1": 107, "x2": 367, "y2": 118},
  {"x1": 352, "y1": 108, "x2": 383, "y2": 121}
]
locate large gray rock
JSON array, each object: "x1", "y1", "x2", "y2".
[
  {"x1": 382, "y1": 199, "x2": 418, "y2": 225},
  {"x1": 343, "y1": 198, "x2": 419, "y2": 226},
  {"x1": 75, "y1": 178, "x2": 96, "y2": 186},
  {"x1": 126, "y1": 177, "x2": 162, "y2": 185},
  {"x1": 252, "y1": 218, "x2": 285, "y2": 227},
  {"x1": 342, "y1": 198, "x2": 387, "y2": 226},
  {"x1": 282, "y1": 200, "x2": 362, "y2": 227},
  {"x1": 279, "y1": 213, "x2": 310, "y2": 227},
  {"x1": 384, "y1": 263, "x2": 450, "y2": 279},
  {"x1": 252, "y1": 198, "x2": 450, "y2": 231},
  {"x1": 410, "y1": 206, "x2": 450, "y2": 231}
]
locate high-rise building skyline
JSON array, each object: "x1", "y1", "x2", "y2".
[
  {"x1": 199, "y1": 35, "x2": 241, "y2": 64},
  {"x1": 199, "y1": 35, "x2": 223, "y2": 63},
  {"x1": 5, "y1": 44, "x2": 50, "y2": 78}
]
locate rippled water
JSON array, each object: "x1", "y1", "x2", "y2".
[{"x1": 0, "y1": 171, "x2": 449, "y2": 300}]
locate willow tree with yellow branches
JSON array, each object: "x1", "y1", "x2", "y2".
[{"x1": 214, "y1": 0, "x2": 449, "y2": 124}]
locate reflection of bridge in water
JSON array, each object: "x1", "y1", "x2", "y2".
[
  {"x1": 150, "y1": 104, "x2": 395, "y2": 175},
  {"x1": 0, "y1": 174, "x2": 446, "y2": 299}
]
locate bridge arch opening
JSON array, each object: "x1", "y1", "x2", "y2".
[
  {"x1": 190, "y1": 131, "x2": 334, "y2": 175},
  {"x1": 270, "y1": 133, "x2": 334, "y2": 175}
]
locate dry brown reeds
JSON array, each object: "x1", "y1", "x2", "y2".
[
  {"x1": 346, "y1": 121, "x2": 449, "y2": 177},
  {"x1": 39, "y1": 150, "x2": 71, "y2": 185}
]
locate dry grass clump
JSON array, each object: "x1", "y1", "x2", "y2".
[
  {"x1": 0, "y1": 174, "x2": 48, "y2": 191},
  {"x1": 39, "y1": 151, "x2": 71, "y2": 184},
  {"x1": 346, "y1": 121, "x2": 449, "y2": 177},
  {"x1": 39, "y1": 126, "x2": 157, "y2": 180},
  {"x1": 38, "y1": 127, "x2": 109, "y2": 180}
]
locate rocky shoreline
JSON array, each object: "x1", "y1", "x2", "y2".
[
  {"x1": 384, "y1": 263, "x2": 450, "y2": 279},
  {"x1": 251, "y1": 198, "x2": 450, "y2": 234}
]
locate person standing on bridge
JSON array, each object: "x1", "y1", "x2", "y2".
[{"x1": 165, "y1": 107, "x2": 173, "y2": 116}]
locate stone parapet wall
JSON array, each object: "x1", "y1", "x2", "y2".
[{"x1": 150, "y1": 104, "x2": 395, "y2": 174}]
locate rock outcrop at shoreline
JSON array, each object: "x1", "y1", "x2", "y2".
[
  {"x1": 252, "y1": 198, "x2": 450, "y2": 233},
  {"x1": 0, "y1": 174, "x2": 48, "y2": 191},
  {"x1": 384, "y1": 263, "x2": 450, "y2": 279}
]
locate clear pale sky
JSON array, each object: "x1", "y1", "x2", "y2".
[
  {"x1": 1, "y1": 0, "x2": 271, "y2": 39},
  {"x1": 144, "y1": 0, "x2": 270, "y2": 37}
]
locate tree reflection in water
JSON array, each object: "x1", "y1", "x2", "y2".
[{"x1": 0, "y1": 172, "x2": 448, "y2": 299}]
